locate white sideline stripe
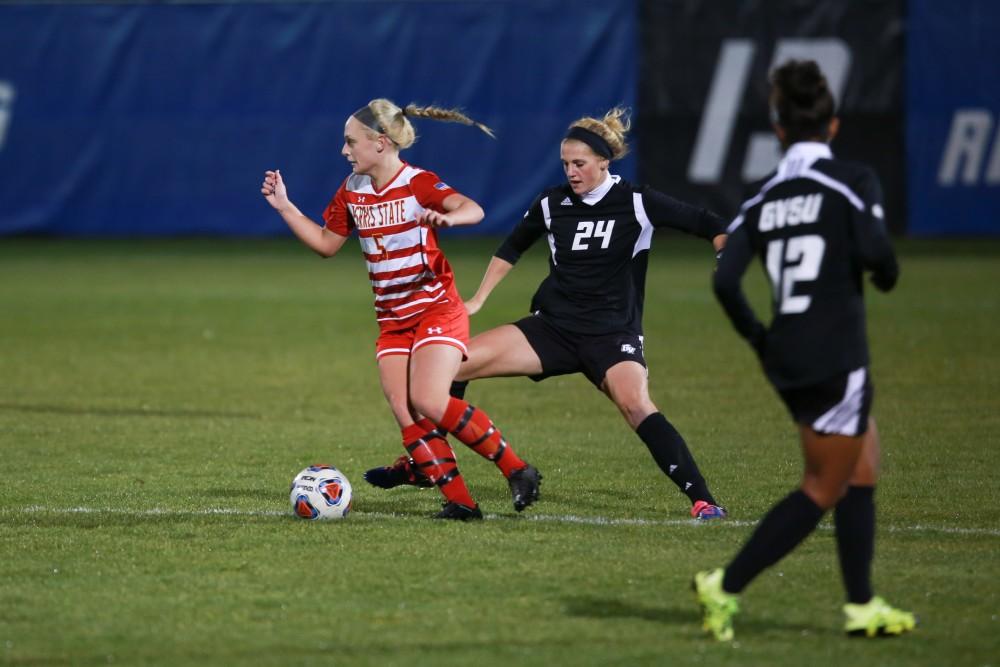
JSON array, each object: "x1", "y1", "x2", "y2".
[{"x1": 7, "y1": 506, "x2": 1000, "y2": 538}]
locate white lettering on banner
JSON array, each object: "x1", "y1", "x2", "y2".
[
  {"x1": 938, "y1": 109, "x2": 1000, "y2": 186},
  {"x1": 759, "y1": 194, "x2": 824, "y2": 232},
  {"x1": 0, "y1": 81, "x2": 15, "y2": 151},
  {"x1": 688, "y1": 40, "x2": 755, "y2": 184},
  {"x1": 689, "y1": 39, "x2": 852, "y2": 184}
]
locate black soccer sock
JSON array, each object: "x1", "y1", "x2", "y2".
[
  {"x1": 722, "y1": 489, "x2": 825, "y2": 594},
  {"x1": 834, "y1": 485, "x2": 876, "y2": 604},
  {"x1": 635, "y1": 412, "x2": 716, "y2": 505},
  {"x1": 449, "y1": 380, "x2": 469, "y2": 400}
]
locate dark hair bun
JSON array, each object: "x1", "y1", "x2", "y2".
[
  {"x1": 769, "y1": 59, "x2": 835, "y2": 143},
  {"x1": 784, "y1": 61, "x2": 829, "y2": 105}
]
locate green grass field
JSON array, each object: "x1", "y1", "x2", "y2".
[{"x1": 1, "y1": 236, "x2": 998, "y2": 666}]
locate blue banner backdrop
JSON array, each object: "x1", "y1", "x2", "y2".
[
  {"x1": 906, "y1": 0, "x2": 1000, "y2": 236},
  {"x1": 0, "y1": 1, "x2": 637, "y2": 237}
]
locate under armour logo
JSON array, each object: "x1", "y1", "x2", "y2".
[
  {"x1": 427, "y1": 327, "x2": 443, "y2": 335},
  {"x1": 357, "y1": 195, "x2": 367, "y2": 203},
  {"x1": 621, "y1": 344, "x2": 636, "y2": 354}
]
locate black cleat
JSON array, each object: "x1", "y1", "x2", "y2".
[
  {"x1": 364, "y1": 455, "x2": 433, "y2": 489},
  {"x1": 508, "y1": 464, "x2": 542, "y2": 512},
  {"x1": 434, "y1": 502, "x2": 483, "y2": 521}
]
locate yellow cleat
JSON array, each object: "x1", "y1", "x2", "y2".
[
  {"x1": 693, "y1": 568, "x2": 740, "y2": 641},
  {"x1": 843, "y1": 596, "x2": 917, "y2": 637}
]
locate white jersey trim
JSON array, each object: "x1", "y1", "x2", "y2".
[
  {"x1": 812, "y1": 366, "x2": 867, "y2": 436},
  {"x1": 802, "y1": 168, "x2": 864, "y2": 211},
  {"x1": 374, "y1": 292, "x2": 446, "y2": 313},
  {"x1": 729, "y1": 142, "x2": 865, "y2": 233},
  {"x1": 371, "y1": 270, "x2": 436, "y2": 289},
  {"x1": 375, "y1": 347, "x2": 412, "y2": 359},
  {"x1": 357, "y1": 218, "x2": 426, "y2": 257},
  {"x1": 374, "y1": 282, "x2": 444, "y2": 303},
  {"x1": 541, "y1": 196, "x2": 557, "y2": 266},
  {"x1": 631, "y1": 192, "x2": 654, "y2": 258},
  {"x1": 412, "y1": 336, "x2": 468, "y2": 356},
  {"x1": 368, "y1": 253, "x2": 426, "y2": 275}
]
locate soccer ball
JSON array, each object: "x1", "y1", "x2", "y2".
[{"x1": 289, "y1": 465, "x2": 353, "y2": 520}]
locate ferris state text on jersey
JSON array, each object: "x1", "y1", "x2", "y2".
[
  {"x1": 322, "y1": 164, "x2": 462, "y2": 329},
  {"x1": 495, "y1": 175, "x2": 725, "y2": 337}
]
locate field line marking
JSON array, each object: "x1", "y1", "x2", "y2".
[{"x1": 6, "y1": 505, "x2": 1000, "y2": 538}]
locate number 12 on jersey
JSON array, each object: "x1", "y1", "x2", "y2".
[{"x1": 765, "y1": 235, "x2": 826, "y2": 314}]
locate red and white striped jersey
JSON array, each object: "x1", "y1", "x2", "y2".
[{"x1": 323, "y1": 162, "x2": 462, "y2": 330}]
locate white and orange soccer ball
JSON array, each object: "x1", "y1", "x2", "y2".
[{"x1": 289, "y1": 465, "x2": 353, "y2": 520}]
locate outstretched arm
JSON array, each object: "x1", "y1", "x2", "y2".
[
  {"x1": 642, "y1": 186, "x2": 728, "y2": 243},
  {"x1": 261, "y1": 170, "x2": 348, "y2": 258},
  {"x1": 463, "y1": 194, "x2": 547, "y2": 314},
  {"x1": 464, "y1": 256, "x2": 515, "y2": 315}
]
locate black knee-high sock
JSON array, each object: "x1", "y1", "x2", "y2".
[
  {"x1": 834, "y1": 485, "x2": 875, "y2": 604},
  {"x1": 635, "y1": 413, "x2": 715, "y2": 505},
  {"x1": 722, "y1": 490, "x2": 825, "y2": 594},
  {"x1": 450, "y1": 380, "x2": 469, "y2": 400}
]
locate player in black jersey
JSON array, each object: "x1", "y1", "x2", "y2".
[
  {"x1": 448, "y1": 107, "x2": 727, "y2": 520},
  {"x1": 693, "y1": 60, "x2": 915, "y2": 641}
]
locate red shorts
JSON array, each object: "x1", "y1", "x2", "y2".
[{"x1": 375, "y1": 299, "x2": 470, "y2": 361}]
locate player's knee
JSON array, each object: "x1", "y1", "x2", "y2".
[
  {"x1": 383, "y1": 392, "x2": 410, "y2": 422},
  {"x1": 615, "y1": 396, "x2": 656, "y2": 429},
  {"x1": 801, "y1": 478, "x2": 849, "y2": 510},
  {"x1": 409, "y1": 393, "x2": 448, "y2": 425}
]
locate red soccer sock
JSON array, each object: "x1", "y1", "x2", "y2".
[
  {"x1": 437, "y1": 398, "x2": 526, "y2": 478},
  {"x1": 401, "y1": 422, "x2": 476, "y2": 508}
]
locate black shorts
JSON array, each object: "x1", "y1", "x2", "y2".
[
  {"x1": 512, "y1": 314, "x2": 646, "y2": 388},
  {"x1": 777, "y1": 366, "x2": 874, "y2": 437}
]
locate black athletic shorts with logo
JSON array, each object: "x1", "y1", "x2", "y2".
[
  {"x1": 513, "y1": 314, "x2": 646, "y2": 388},
  {"x1": 776, "y1": 366, "x2": 874, "y2": 437}
]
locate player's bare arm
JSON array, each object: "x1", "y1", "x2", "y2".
[
  {"x1": 464, "y1": 256, "x2": 514, "y2": 315},
  {"x1": 261, "y1": 169, "x2": 349, "y2": 258},
  {"x1": 416, "y1": 193, "x2": 484, "y2": 228}
]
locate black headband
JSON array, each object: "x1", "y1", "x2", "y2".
[
  {"x1": 565, "y1": 126, "x2": 613, "y2": 159},
  {"x1": 353, "y1": 106, "x2": 386, "y2": 134}
]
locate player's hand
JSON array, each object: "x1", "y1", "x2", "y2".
[
  {"x1": 262, "y1": 170, "x2": 290, "y2": 210},
  {"x1": 464, "y1": 297, "x2": 484, "y2": 316},
  {"x1": 870, "y1": 271, "x2": 897, "y2": 292},
  {"x1": 416, "y1": 209, "x2": 454, "y2": 228}
]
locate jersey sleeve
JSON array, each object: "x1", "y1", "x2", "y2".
[
  {"x1": 410, "y1": 170, "x2": 460, "y2": 213},
  {"x1": 639, "y1": 186, "x2": 727, "y2": 240},
  {"x1": 713, "y1": 221, "x2": 767, "y2": 354},
  {"x1": 495, "y1": 194, "x2": 547, "y2": 264},
  {"x1": 322, "y1": 178, "x2": 354, "y2": 235},
  {"x1": 850, "y1": 168, "x2": 899, "y2": 291}
]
